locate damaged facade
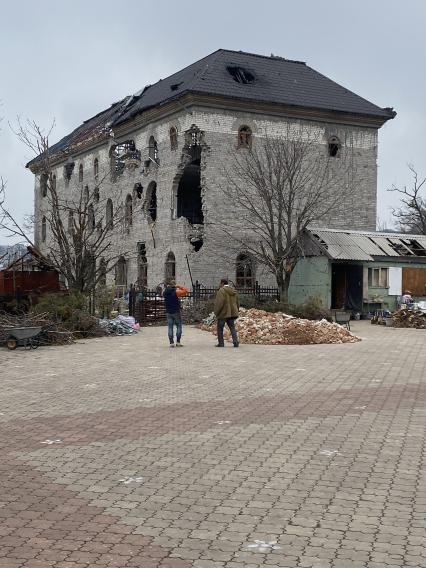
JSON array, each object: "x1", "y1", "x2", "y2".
[{"x1": 29, "y1": 49, "x2": 395, "y2": 290}]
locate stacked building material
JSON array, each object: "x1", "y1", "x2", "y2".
[
  {"x1": 200, "y1": 308, "x2": 360, "y2": 345},
  {"x1": 392, "y1": 309, "x2": 426, "y2": 329}
]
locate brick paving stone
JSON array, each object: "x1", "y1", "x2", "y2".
[{"x1": 1, "y1": 322, "x2": 426, "y2": 567}]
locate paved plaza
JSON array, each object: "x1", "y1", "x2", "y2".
[{"x1": 0, "y1": 321, "x2": 425, "y2": 568}]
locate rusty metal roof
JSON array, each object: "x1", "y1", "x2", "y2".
[{"x1": 308, "y1": 228, "x2": 426, "y2": 261}]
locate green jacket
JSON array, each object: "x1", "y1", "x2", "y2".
[{"x1": 214, "y1": 285, "x2": 240, "y2": 320}]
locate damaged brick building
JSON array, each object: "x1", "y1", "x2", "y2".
[{"x1": 29, "y1": 49, "x2": 395, "y2": 290}]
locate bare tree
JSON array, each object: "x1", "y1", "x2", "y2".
[
  {"x1": 388, "y1": 165, "x2": 426, "y2": 234},
  {"x1": 216, "y1": 128, "x2": 355, "y2": 302},
  {"x1": 0, "y1": 119, "x2": 136, "y2": 293}
]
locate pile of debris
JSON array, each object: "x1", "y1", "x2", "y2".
[
  {"x1": 0, "y1": 311, "x2": 74, "y2": 346},
  {"x1": 200, "y1": 308, "x2": 360, "y2": 345},
  {"x1": 392, "y1": 308, "x2": 426, "y2": 329}
]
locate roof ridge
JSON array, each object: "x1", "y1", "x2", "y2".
[{"x1": 217, "y1": 48, "x2": 306, "y2": 65}]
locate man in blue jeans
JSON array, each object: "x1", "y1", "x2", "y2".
[{"x1": 163, "y1": 280, "x2": 188, "y2": 347}]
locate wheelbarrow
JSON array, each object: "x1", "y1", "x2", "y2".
[{"x1": 3, "y1": 326, "x2": 43, "y2": 350}]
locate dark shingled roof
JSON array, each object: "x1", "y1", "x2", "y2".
[{"x1": 28, "y1": 49, "x2": 395, "y2": 167}]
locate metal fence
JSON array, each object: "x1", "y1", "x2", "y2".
[{"x1": 129, "y1": 281, "x2": 279, "y2": 325}]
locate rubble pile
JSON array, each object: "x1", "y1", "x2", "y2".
[
  {"x1": 200, "y1": 308, "x2": 360, "y2": 345},
  {"x1": 392, "y1": 308, "x2": 426, "y2": 329},
  {"x1": 0, "y1": 312, "x2": 74, "y2": 345}
]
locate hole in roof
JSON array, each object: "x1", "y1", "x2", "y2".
[
  {"x1": 170, "y1": 82, "x2": 183, "y2": 91},
  {"x1": 226, "y1": 66, "x2": 255, "y2": 84}
]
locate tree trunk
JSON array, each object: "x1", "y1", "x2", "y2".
[{"x1": 276, "y1": 269, "x2": 291, "y2": 304}]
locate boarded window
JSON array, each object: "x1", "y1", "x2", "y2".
[
  {"x1": 115, "y1": 256, "x2": 127, "y2": 286},
  {"x1": 402, "y1": 267, "x2": 426, "y2": 296}
]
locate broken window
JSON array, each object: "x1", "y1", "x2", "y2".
[
  {"x1": 177, "y1": 162, "x2": 203, "y2": 225},
  {"x1": 125, "y1": 194, "x2": 133, "y2": 227},
  {"x1": 99, "y1": 258, "x2": 107, "y2": 287},
  {"x1": 106, "y1": 198, "x2": 113, "y2": 230},
  {"x1": 115, "y1": 256, "x2": 127, "y2": 287},
  {"x1": 137, "y1": 243, "x2": 148, "y2": 288},
  {"x1": 41, "y1": 216, "x2": 47, "y2": 242},
  {"x1": 145, "y1": 181, "x2": 157, "y2": 222},
  {"x1": 64, "y1": 161, "x2": 75, "y2": 183},
  {"x1": 134, "y1": 183, "x2": 143, "y2": 199},
  {"x1": 88, "y1": 204, "x2": 95, "y2": 232},
  {"x1": 227, "y1": 66, "x2": 255, "y2": 84},
  {"x1": 236, "y1": 253, "x2": 254, "y2": 288},
  {"x1": 111, "y1": 140, "x2": 137, "y2": 178},
  {"x1": 170, "y1": 127, "x2": 178, "y2": 151},
  {"x1": 368, "y1": 267, "x2": 389, "y2": 288},
  {"x1": 148, "y1": 136, "x2": 159, "y2": 163},
  {"x1": 94, "y1": 158, "x2": 99, "y2": 179},
  {"x1": 165, "y1": 252, "x2": 176, "y2": 282},
  {"x1": 40, "y1": 173, "x2": 48, "y2": 197},
  {"x1": 79, "y1": 163, "x2": 84, "y2": 182},
  {"x1": 238, "y1": 125, "x2": 252, "y2": 148},
  {"x1": 328, "y1": 136, "x2": 341, "y2": 158}
]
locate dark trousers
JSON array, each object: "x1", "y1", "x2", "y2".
[
  {"x1": 217, "y1": 317, "x2": 239, "y2": 346},
  {"x1": 167, "y1": 313, "x2": 182, "y2": 343}
]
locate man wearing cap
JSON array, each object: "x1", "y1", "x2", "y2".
[{"x1": 163, "y1": 280, "x2": 188, "y2": 347}]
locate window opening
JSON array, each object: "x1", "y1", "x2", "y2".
[
  {"x1": 238, "y1": 125, "x2": 252, "y2": 148},
  {"x1": 134, "y1": 183, "x2": 143, "y2": 199},
  {"x1": 137, "y1": 243, "x2": 148, "y2": 288},
  {"x1": 145, "y1": 181, "x2": 157, "y2": 222},
  {"x1": 83, "y1": 186, "x2": 89, "y2": 203},
  {"x1": 68, "y1": 211, "x2": 74, "y2": 234},
  {"x1": 226, "y1": 66, "x2": 255, "y2": 84},
  {"x1": 88, "y1": 204, "x2": 95, "y2": 232},
  {"x1": 106, "y1": 198, "x2": 113, "y2": 229},
  {"x1": 93, "y1": 187, "x2": 100, "y2": 203},
  {"x1": 79, "y1": 163, "x2": 83, "y2": 182},
  {"x1": 41, "y1": 216, "x2": 47, "y2": 242},
  {"x1": 165, "y1": 251, "x2": 176, "y2": 282},
  {"x1": 148, "y1": 136, "x2": 159, "y2": 163},
  {"x1": 111, "y1": 140, "x2": 137, "y2": 177},
  {"x1": 177, "y1": 161, "x2": 203, "y2": 224},
  {"x1": 51, "y1": 174, "x2": 56, "y2": 192},
  {"x1": 125, "y1": 194, "x2": 133, "y2": 227},
  {"x1": 99, "y1": 258, "x2": 107, "y2": 287},
  {"x1": 236, "y1": 253, "x2": 254, "y2": 288},
  {"x1": 170, "y1": 127, "x2": 178, "y2": 151},
  {"x1": 328, "y1": 136, "x2": 341, "y2": 158},
  {"x1": 94, "y1": 158, "x2": 99, "y2": 179},
  {"x1": 64, "y1": 161, "x2": 75, "y2": 182},
  {"x1": 40, "y1": 173, "x2": 48, "y2": 197},
  {"x1": 115, "y1": 256, "x2": 127, "y2": 286}
]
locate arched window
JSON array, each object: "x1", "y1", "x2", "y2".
[
  {"x1": 236, "y1": 253, "x2": 254, "y2": 288},
  {"x1": 115, "y1": 256, "x2": 127, "y2": 286},
  {"x1": 165, "y1": 252, "x2": 176, "y2": 282},
  {"x1": 88, "y1": 204, "x2": 95, "y2": 231},
  {"x1": 51, "y1": 174, "x2": 56, "y2": 192},
  {"x1": 93, "y1": 187, "x2": 100, "y2": 203},
  {"x1": 149, "y1": 136, "x2": 159, "y2": 162},
  {"x1": 40, "y1": 173, "x2": 48, "y2": 197},
  {"x1": 328, "y1": 136, "x2": 341, "y2": 158},
  {"x1": 138, "y1": 255, "x2": 148, "y2": 288},
  {"x1": 83, "y1": 186, "x2": 89, "y2": 203},
  {"x1": 41, "y1": 216, "x2": 47, "y2": 242},
  {"x1": 238, "y1": 125, "x2": 252, "y2": 148},
  {"x1": 106, "y1": 198, "x2": 113, "y2": 229},
  {"x1": 99, "y1": 258, "x2": 107, "y2": 287},
  {"x1": 169, "y1": 127, "x2": 178, "y2": 151},
  {"x1": 145, "y1": 181, "x2": 157, "y2": 222},
  {"x1": 125, "y1": 194, "x2": 133, "y2": 227},
  {"x1": 79, "y1": 163, "x2": 84, "y2": 182},
  {"x1": 94, "y1": 158, "x2": 99, "y2": 179}
]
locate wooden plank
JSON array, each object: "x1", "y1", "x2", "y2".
[{"x1": 402, "y1": 267, "x2": 426, "y2": 296}]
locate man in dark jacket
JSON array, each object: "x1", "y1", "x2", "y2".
[
  {"x1": 214, "y1": 278, "x2": 240, "y2": 347},
  {"x1": 163, "y1": 280, "x2": 188, "y2": 347}
]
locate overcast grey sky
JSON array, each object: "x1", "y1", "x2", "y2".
[{"x1": 1, "y1": 0, "x2": 425, "y2": 243}]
